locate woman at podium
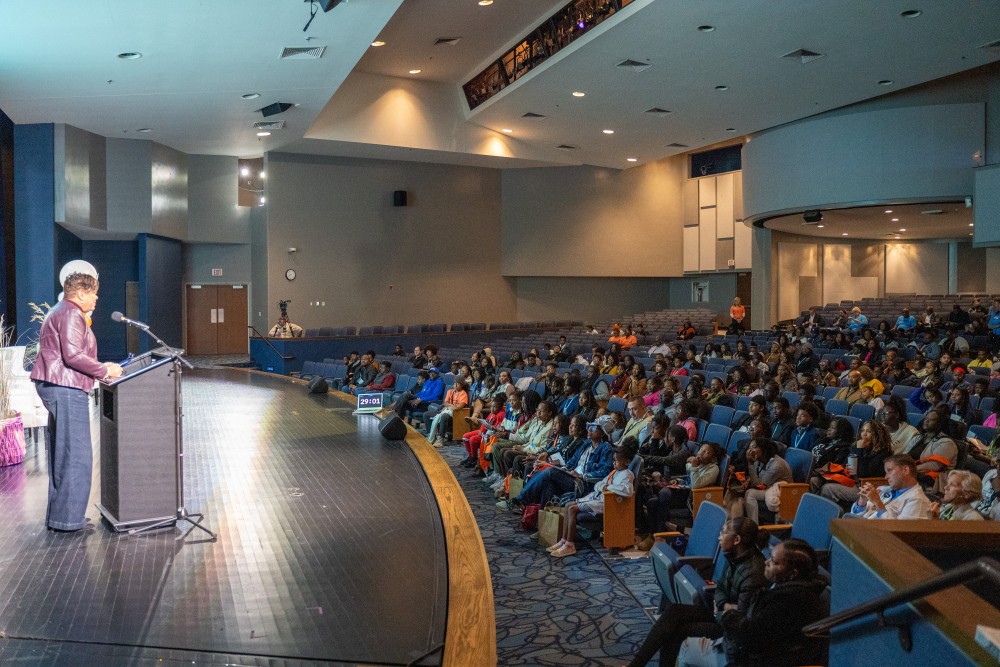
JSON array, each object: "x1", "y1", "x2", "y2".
[{"x1": 31, "y1": 266, "x2": 123, "y2": 532}]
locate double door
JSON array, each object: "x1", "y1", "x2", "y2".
[{"x1": 185, "y1": 284, "x2": 248, "y2": 355}]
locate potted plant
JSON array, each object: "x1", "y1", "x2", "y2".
[{"x1": 0, "y1": 315, "x2": 27, "y2": 467}]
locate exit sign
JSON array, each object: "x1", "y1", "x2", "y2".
[{"x1": 211, "y1": 268, "x2": 223, "y2": 277}]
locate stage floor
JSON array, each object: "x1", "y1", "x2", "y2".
[{"x1": 0, "y1": 369, "x2": 448, "y2": 666}]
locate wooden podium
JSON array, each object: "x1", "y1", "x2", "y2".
[{"x1": 97, "y1": 350, "x2": 180, "y2": 531}]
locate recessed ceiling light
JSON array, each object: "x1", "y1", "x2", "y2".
[
  {"x1": 137, "y1": 128, "x2": 152, "y2": 133},
  {"x1": 409, "y1": 69, "x2": 422, "y2": 74},
  {"x1": 901, "y1": 9, "x2": 922, "y2": 18},
  {"x1": 891, "y1": 218, "x2": 899, "y2": 222},
  {"x1": 478, "y1": 0, "x2": 493, "y2": 5},
  {"x1": 895, "y1": 235, "x2": 901, "y2": 239},
  {"x1": 260, "y1": 197, "x2": 266, "y2": 205},
  {"x1": 817, "y1": 224, "x2": 825, "y2": 228},
  {"x1": 878, "y1": 79, "x2": 894, "y2": 86},
  {"x1": 260, "y1": 171, "x2": 266, "y2": 178},
  {"x1": 884, "y1": 209, "x2": 893, "y2": 213},
  {"x1": 969, "y1": 223, "x2": 975, "y2": 227},
  {"x1": 698, "y1": 25, "x2": 715, "y2": 32},
  {"x1": 242, "y1": 93, "x2": 261, "y2": 100},
  {"x1": 715, "y1": 85, "x2": 729, "y2": 91},
  {"x1": 572, "y1": 91, "x2": 586, "y2": 97},
  {"x1": 256, "y1": 131, "x2": 271, "y2": 137},
  {"x1": 371, "y1": 41, "x2": 386, "y2": 47},
  {"x1": 602, "y1": 129, "x2": 614, "y2": 134},
  {"x1": 117, "y1": 52, "x2": 142, "y2": 60},
  {"x1": 501, "y1": 128, "x2": 512, "y2": 133},
  {"x1": 969, "y1": 233, "x2": 974, "y2": 236},
  {"x1": 842, "y1": 233, "x2": 849, "y2": 236},
  {"x1": 240, "y1": 167, "x2": 249, "y2": 176},
  {"x1": 899, "y1": 228, "x2": 907, "y2": 232},
  {"x1": 725, "y1": 128, "x2": 736, "y2": 132},
  {"x1": 626, "y1": 158, "x2": 637, "y2": 162}
]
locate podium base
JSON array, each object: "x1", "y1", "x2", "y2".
[{"x1": 96, "y1": 503, "x2": 176, "y2": 533}]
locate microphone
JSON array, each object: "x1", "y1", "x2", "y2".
[{"x1": 111, "y1": 311, "x2": 150, "y2": 330}]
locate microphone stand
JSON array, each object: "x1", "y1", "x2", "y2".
[{"x1": 124, "y1": 322, "x2": 215, "y2": 540}]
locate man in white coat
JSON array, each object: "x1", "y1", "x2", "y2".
[{"x1": 849, "y1": 454, "x2": 933, "y2": 520}]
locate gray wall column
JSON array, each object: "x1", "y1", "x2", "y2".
[
  {"x1": 948, "y1": 242, "x2": 958, "y2": 294},
  {"x1": 750, "y1": 226, "x2": 773, "y2": 329}
]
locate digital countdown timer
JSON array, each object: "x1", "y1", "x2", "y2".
[{"x1": 356, "y1": 392, "x2": 384, "y2": 413}]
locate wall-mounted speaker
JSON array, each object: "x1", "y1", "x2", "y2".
[
  {"x1": 308, "y1": 377, "x2": 329, "y2": 394},
  {"x1": 378, "y1": 414, "x2": 407, "y2": 441},
  {"x1": 393, "y1": 190, "x2": 408, "y2": 207}
]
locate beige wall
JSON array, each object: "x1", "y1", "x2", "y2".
[
  {"x1": 515, "y1": 277, "x2": 673, "y2": 323},
  {"x1": 264, "y1": 152, "x2": 517, "y2": 329},
  {"x1": 884, "y1": 243, "x2": 948, "y2": 294},
  {"x1": 501, "y1": 156, "x2": 686, "y2": 276},
  {"x1": 776, "y1": 242, "x2": 819, "y2": 321}
]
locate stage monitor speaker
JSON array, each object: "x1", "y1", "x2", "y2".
[
  {"x1": 308, "y1": 377, "x2": 329, "y2": 394},
  {"x1": 393, "y1": 190, "x2": 407, "y2": 207},
  {"x1": 378, "y1": 414, "x2": 407, "y2": 441}
]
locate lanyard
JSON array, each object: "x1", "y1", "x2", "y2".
[{"x1": 794, "y1": 427, "x2": 811, "y2": 449}]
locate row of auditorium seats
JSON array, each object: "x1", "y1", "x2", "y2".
[
  {"x1": 800, "y1": 293, "x2": 1000, "y2": 326},
  {"x1": 296, "y1": 320, "x2": 587, "y2": 338}
]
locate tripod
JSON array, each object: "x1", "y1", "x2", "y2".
[{"x1": 126, "y1": 326, "x2": 216, "y2": 540}]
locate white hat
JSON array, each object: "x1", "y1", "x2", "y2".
[{"x1": 59, "y1": 260, "x2": 99, "y2": 285}]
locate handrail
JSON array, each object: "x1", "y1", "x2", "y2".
[
  {"x1": 247, "y1": 325, "x2": 294, "y2": 360},
  {"x1": 803, "y1": 556, "x2": 1000, "y2": 643}
]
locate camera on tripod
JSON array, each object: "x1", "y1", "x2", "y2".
[{"x1": 278, "y1": 299, "x2": 291, "y2": 319}]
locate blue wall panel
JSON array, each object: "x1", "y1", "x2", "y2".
[
  {"x1": 83, "y1": 240, "x2": 137, "y2": 360},
  {"x1": 137, "y1": 234, "x2": 182, "y2": 352},
  {"x1": 13, "y1": 124, "x2": 55, "y2": 340}
]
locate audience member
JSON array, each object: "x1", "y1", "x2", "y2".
[
  {"x1": 930, "y1": 470, "x2": 984, "y2": 521},
  {"x1": 849, "y1": 454, "x2": 933, "y2": 519}
]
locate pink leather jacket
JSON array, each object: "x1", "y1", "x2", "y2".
[{"x1": 30, "y1": 300, "x2": 106, "y2": 392}]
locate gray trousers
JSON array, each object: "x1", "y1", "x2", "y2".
[{"x1": 35, "y1": 382, "x2": 93, "y2": 531}]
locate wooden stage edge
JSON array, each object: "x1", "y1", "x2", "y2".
[{"x1": 226, "y1": 368, "x2": 497, "y2": 667}]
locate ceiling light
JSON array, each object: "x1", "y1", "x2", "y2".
[
  {"x1": 970, "y1": 223, "x2": 975, "y2": 227},
  {"x1": 715, "y1": 85, "x2": 729, "y2": 91},
  {"x1": 572, "y1": 91, "x2": 586, "y2": 97},
  {"x1": 878, "y1": 79, "x2": 894, "y2": 86},
  {"x1": 137, "y1": 128, "x2": 152, "y2": 133},
  {"x1": 899, "y1": 228, "x2": 907, "y2": 232},
  {"x1": 478, "y1": 0, "x2": 493, "y2": 5},
  {"x1": 817, "y1": 224, "x2": 825, "y2": 228},
  {"x1": 371, "y1": 41, "x2": 386, "y2": 47},
  {"x1": 901, "y1": 9, "x2": 922, "y2": 18},
  {"x1": 409, "y1": 69, "x2": 422, "y2": 74},
  {"x1": 626, "y1": 158, "x2": 637, "y2": 162},
  {"x1": 256, "y1": 131, "x2": 271, "y2": 137},
  {"x1": 260, "y1": 171, "x2": 266, "y2": 178},
  {"x1": 891, "y1": 218, "x2": 899, "y2": 222},
  {"x1": 895, "y1": 235, "x2": 901, "y2": 239},
  {"x1": 842, "y1": 233, "x2": 849, "y2": 236},
  {"x1": 260, "y1": 197, "x2": 266, "y2": 205},
  {"x1": 698, "y1": 25, "x2": 715, "y2": 32},
  {"x1": 884, "y1": 209, "x2": 893, "y2": 213},
  {"x1": 240, "y1": 167, "x2": 249, "y2": 176},
  {"x1": 501, "y1": 128, "x2": 512, "y2": 133},
  {"x1": 241, "y1": 93, "x2": 261, "y2": 100},
  {"x1": 725, "y1": 128, "x2": 737, "y2": 132},
  {"x1": 117, "y1": 52, "x2": 142, "y2": 60}
]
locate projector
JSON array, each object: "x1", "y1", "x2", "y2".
[{"x1": 803, "y1": 210, "x2": 823, "y2": 224}]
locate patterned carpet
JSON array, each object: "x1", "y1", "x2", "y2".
[{"x1": 437, "y1": 445, "x2": 662, "y2": 666}]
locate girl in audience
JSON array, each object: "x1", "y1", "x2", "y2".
[
  {"x1": 548, "y1": 446, "x2": 635, "y2": 558},
  {"x1": 671, "y1": 399, "x2": 699, "y2": 442},
  {"x1": 820, "y1": 419, "x2": 893, "y2": 508},
  {"x1": 574, "y1": 390, "x2": 599, "y2": 422},
  {"x1": 725, "y1": 437, "x2": 792, "y2": 522},
  {"x1": 684, "y1": 347, "x2": 702, "y2": 371},
  {"x1": 719, "y1": 342, "x2": 733, "y2": 359},
  {"x1": 947, "y1": 387, "x2": 978, "y2": 428},
  {"x1": 602, "y1": 354, "x2": 620, "y2": 376},
  {"x1": 512, "y1": 412, "x2": 572, "y2": 480},
  {"x1": 808, "y1": 417, "x2": 855, "y2": 493},
  {"x1": 669, "y1": 356, "x2": 688, "y2": 377},
  {"x1": 533, "y1": 414, "x2": 587, "y2": 471},
  {"x1": 642, "y1": 376, "x2": 663, "y2": 409},
  {"x1": 619, "y1": 363, "x2": 647, "y2": 400},
  {"x1": 726, "y1": 366, "x2": 752, "y2": 396},
  {"x1": 880, "y1": 395, "x2": 920, "y2": 454},
  {"x1": 765, "y1": 341, "x2": 782, "y2": 365},
  {"x1": 461, "y1": 394, "x2": 507, "y2": 471},
  {"x1": 704, "y1": 377, "x2": 731, "y2": 406},
  {"x1": 930, "y1": 470, "x2": 984, "y2": 521},
  {"x1": 506, "y1": 350, "x2": 523, "y2": 368},
  {"x1": 426, "y1": 378, "x2": 469, "y2": 446}
]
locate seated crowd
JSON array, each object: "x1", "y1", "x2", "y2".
[{"x1": 308, "y1": 299, "x2": 1000, "y2": 666}]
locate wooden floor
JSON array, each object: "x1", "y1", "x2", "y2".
[{"x1": 0, "y1": 368, "x2": 492, "y2": 666}]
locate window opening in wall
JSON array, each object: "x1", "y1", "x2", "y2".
[
  {"x1": 238, "y1": 157, "x2": 265, "y2": 207},
  {"x1": 690, "y1": 144, "x2": 742, "y2": 178},
  {"x1": 692, "y1": 281, "x2": 710, "y2": 303}
]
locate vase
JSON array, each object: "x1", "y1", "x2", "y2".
[{"x1": 0, "y1": 413, "x2": 26, "y2": 467}]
